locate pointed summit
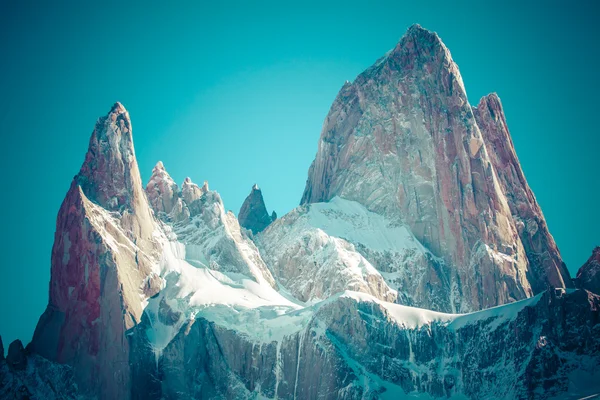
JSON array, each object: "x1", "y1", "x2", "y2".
[
  {"x1": 473, "y1": 93, "x2": 572, "y2": 291},
  {"x1": 239, "y1": 184, "x2": 274, "y2": 234},
  {"x1": 146, "y1": 160, "x2": 180, "y2": 216},
  {"x1": 76, "y1": 102, "x2": 147, "y2": 213},
  {"x1": 31, "y1": 102, "x2": 162, "y2": 398},
  {"x1": 181, "y1": 177, "x2": 205, "y2": 204},
  {"x1": 576, "y1": 247, "x2": 600, "y2": 294},
  {"x1": 300, "y1": 26, "x2": 543, "y2": 312}
]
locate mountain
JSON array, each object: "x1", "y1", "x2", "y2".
[
  {"x1": 576, "y1": 247, "x2": 600, "y2": 294},
  {"x1": 473, "y1": 94, "x2": 572, "y2": 293},
  {"x1": 28, "y1": 102, "x2": 164, "y2": 399},
  {"x1": 1, "y1": 25, "x2": 597, "y2": 400},
  {"x1": 301, "y1": 24, "x2": 571, "y2": 313},
  {"x1": 238, "y1": 184, "x2": 276, "y2": 234}
]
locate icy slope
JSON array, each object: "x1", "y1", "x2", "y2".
[
  {"x1": 133, "y1": 281, "x2": 600, "y2": 400},
  {"x1": 258, "y1": 197, "x2": 459, "y2": 312}
]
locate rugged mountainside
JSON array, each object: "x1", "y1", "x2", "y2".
[
  {"x1": 239, "y1": 184, "x2": 276, "y2": 234},
  {"x1": 472, "y1": 94, "x2": 571, "y2": 293},
  {"x1": 577, "y1": 247, "x2": 600, "y2": 294},
  {"x1": 1, "y1": 25, "x2": 596, "y2": 400},
  {"x1": 28, "y1": 103, "x2": 164, "y2": 399},
  {"x1": 300, "y1": 24, "x2": 571, "y2": 312}
]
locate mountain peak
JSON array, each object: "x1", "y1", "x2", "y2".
[
  {"x1": 239, "y1": 184, "x2": 274, "y2": 234},
  {"x1": 386, "y1": 24, "x2": 451, "y2": 66},
  {"x1": 110, "y1": 101, "x2": 126, "y2": 114},
  {"x1": 405, "y1": 23, "x2": 440, "y2": 43},
  {"x1": 181, "y1": 176, "x2": 205, "y2": 204},
  {"x1": 76, "y1": 102, "x2": 145, "y2": 213},
  {"x1": 154, "y1": 160, "x2": 166, "y2": 171},
  {"x1": 576, "y1": 247, "x2": 600, "y2": 294},
  {"x1": 146, "y1": 160, "x2": 179, "y2": 216}
]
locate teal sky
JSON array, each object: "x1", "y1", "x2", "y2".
[{"x1": 0, "y1": 1, "x2": 598, "y2": 347}]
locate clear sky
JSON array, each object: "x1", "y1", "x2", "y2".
[{"x1": 0, "y1": 0, "x2": 598, "y2": 347}]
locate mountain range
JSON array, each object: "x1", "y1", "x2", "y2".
[{"x1": 1, "y1": 24, "x2": 599, "y2": 400}]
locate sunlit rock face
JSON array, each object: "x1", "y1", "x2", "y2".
[
  {"x1": 6, "y1": 25, "x2": 595, "y2": 400},
  {"x1": 473, "y1": 93, "x2": 572, "y2": 293},
  {"x1": 29, "y1": 103, "x2": 163, "y2": 399},
  {"x1": 577, "y1": 247, "x2": 600, "y2": 294},
  {"x1": 301, "y1": 24, "x2": 570, "y2": 312}
]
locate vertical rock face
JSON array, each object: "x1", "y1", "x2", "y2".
[
  {"x1": 30, "y1": 103, "x2": 162, "y2": 399},
  {"x1": 300, "y1": 24, "x2": 556, "y2": 311},
  {"x1": 576, "y1": 247, "x2": 600, "y2": 294},
  {"x1": 473, "y1": 93, "x2": 572, "y2": 292},
  {"x1": 238, "y1": 184, "x2": 275, "y2": 234}
]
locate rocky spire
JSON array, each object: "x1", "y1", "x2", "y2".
[
  {"x1": 77, "y1": 103, "x2": 145, "y2": 211},
  {"x1": 300, "y1": 24, "x2": 536, "y2": 312},
  {"x1": 30, "y1": 102, "x2": 162, "y2": 399},
  {"x1": 239, "y1": 184, "x2": 274, "y2": 234},
  {"x1": 473, "y1": 93, "x2": 572, "y2": 291},
  {"x1": 576, "y1": 247, "x2": 600, "y2": 294},
  {"x1": 146, "y1": 161, "x2": 180, "y2": 216},
  {"x1": 181, "y1": 177, "x2": 205, "y2": 204},
  {"x1": 6, "y1": 340, "x2": 26, "y2": 370}
]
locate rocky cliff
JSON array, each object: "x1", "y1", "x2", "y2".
[
  {"x1": 300, "y1": 24, "x2": 571, "y2": 312},
  {"x1": 473, "y1": 93, "x2": 572, "y2": 293},
  {"x1": 28, "y1": 103, "x2": 163, "y2": 399}
]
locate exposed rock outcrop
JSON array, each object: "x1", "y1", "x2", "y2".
[
  {"x1": 473, "y1": 93, "x2": 572, "y2": 292},
  {"x1": 300, "y1": 24, "x2": 556, "y2": 312},
  {"x1": 6, "y1": 341, "x2": 26, "y2": 371},
  {"x1": 146, "y1": 161, "x2": 180, "y2": 215},
  {"x1": 238, "y1": 184, "x2": 275, "y2": 234},
  {"x1": 145, "y1": 161, "x2": 190, "y2": 223},
  {"x1": 182, "y1": 177, "x2": 206, "y2": 204},
  {"x1": 0, "y1": 349, "x2": 79, "y2": 399},
  {"x1": 576, "y1": 247, "x2": 600, "y2": 294},
  {"x1": 29, "y1": 103, "x2": 163, "y2": 399}
]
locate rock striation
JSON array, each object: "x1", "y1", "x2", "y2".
[
  {"x1": 473, "y1": 93, "x2": 572, "y2": 293},
  {"x1": 238, "y1": 184, "x2": 275, "y2": 234},
  {"x1": 29, "y1": 103, "x2": 163, "y2": 399},
  {"x1": 300, "y1": 24, "x2": 570, "y2": 312}
]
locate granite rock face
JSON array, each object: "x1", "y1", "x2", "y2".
[
  {"x1": 473, "y1": 93, "x2": 572, "y2": 293},
  {"x1": 238, "y1": 184, "x2": 275, "y2": 234},
  {"x1": 576, "y1": 247, "x2": 600, "y2": 294},
  {"x1": 29, "y1": 103, "x2": 163, "y2": 399},
  {"x1": 300, "y1": 24, "x2": 568, "y2": 312}
]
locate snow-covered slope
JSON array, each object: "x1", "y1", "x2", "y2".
[{"x1": 258, "y1": 197, "x2": 459, "y2": 311}]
